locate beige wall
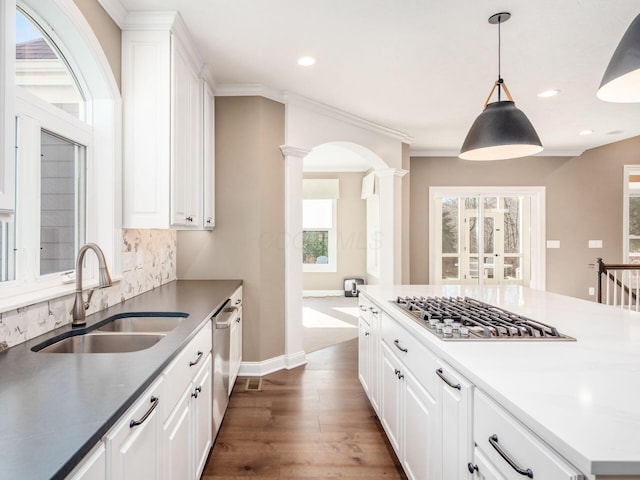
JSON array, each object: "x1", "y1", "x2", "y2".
[
  {"x1": 177, "y1": 96, "x2": 286, "y2": 362},
  {"x1": 73, "y1": 0, "x2": 121, "y2": 89},
  {"x1": 303, "y1": 172, "x2": 367, "y2": 291},
  {"x1": 410, "y1": 135, "x2": 640, "y2": 300}
]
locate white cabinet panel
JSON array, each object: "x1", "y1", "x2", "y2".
[
  {"x1": 380, "y1": 342, "x2": 402, "y2": 454},
  {"x1": 202, "y1": 81, "x2": 215, "y2": 229},
  {"x1": 106, "y1": 378, "x2": 163, "y2": 480},
  {"x1": 193, "y1": 355, "x2": 213, "y2": 478},
  {"x1": 163, "y1": 388, "x2": 191, "y2": 480}
]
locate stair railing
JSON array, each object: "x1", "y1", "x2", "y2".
[{"x1": 596, "y1": 257, "x2": 640, "y2": 310}]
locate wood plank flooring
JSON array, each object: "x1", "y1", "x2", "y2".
[{"x1": 201, "y1": 339, "x2": 407, "y2": 479}]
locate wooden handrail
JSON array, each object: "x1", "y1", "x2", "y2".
[{"x1": 596, "y1": 258, "x2": 639, "y2": 306}]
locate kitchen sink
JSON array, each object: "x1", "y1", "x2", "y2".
[
  {"x1": 97, "y1": 314, "x2": 186, "y2": 333},
  {"x1": 35, "y1": 333, "x2": 165, "y2": 354}
]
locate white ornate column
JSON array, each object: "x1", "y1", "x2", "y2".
[
  {"x1": 377, "y1": 168, "x2": 409, "y2": 285},
  {"x1": 280, "y1": 145, "x2": 309, "y2": 369}
]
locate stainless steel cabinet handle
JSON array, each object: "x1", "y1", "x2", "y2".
[
  {"x1": 192, "y1": 385, "x2": 202, "y2": 398},
  {"x1": 394, "y1": 339, "x2": 408, "y2": 353},
  {"x1": 488, "y1": 434, "x2": 534, "y2": 478},
  {"x1": 436, "y1": 368, "x2": 461, "y2": 390},
  {"x1": 129, "y1": 396, "x2": 159, "y2": 428},
  {"x1": 189, "y1": 350, "x2": 203, "y2": 367}
]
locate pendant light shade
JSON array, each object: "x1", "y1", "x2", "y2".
[
  {"x1": 597, "y1": 14, "x2": 640, "y2": 103},
  {"x1": 459, "y1": 12, "x2": 543, "y2": 161},
  {"x1": 460, "y1": 101, "x2": 543, "y2": 161}
]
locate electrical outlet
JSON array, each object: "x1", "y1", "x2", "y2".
[{"x1": 588, "y1": 287, "x2": 595, "y2": 296}]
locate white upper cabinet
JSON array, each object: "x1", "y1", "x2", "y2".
[{"x1": 122, "y1": 12, "x2": 214, "y2": 230}]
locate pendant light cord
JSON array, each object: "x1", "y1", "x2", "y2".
[{"x1": 497, "y1": 14, "x2": 502, "y2": 101}]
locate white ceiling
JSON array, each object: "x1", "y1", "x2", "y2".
[{"x1": 111, "y1": 0, "x2": 640, "y2": 159}]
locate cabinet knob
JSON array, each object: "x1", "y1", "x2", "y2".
[
  {"x1": 206, "y1": 218, "x2": 212, "y2": 224},
  {"x1": 364, "y1": 331, "x2": 370, "y2": 336},
  {"x1": 192, "y1": 385, "x2": 202, "y2": 398},
  {"x1": 467, "y1": 463, "x2": 478, "y2": 474},
  {"x1": 186, "y1": 216, "x2": 193, "y2": 222}
]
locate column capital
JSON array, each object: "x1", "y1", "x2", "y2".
[
  {"x1": 375, "y1": 167, "x2": 409, "y2": 178},
  {"x1": 280, "y1": 145, "x2": 310, "y2": 158}
]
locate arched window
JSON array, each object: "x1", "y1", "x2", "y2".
[{"x1": 0, "y1": 0, "x2": 120, "y2": 307}]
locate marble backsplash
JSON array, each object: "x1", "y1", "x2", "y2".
[{"x1": 0, "y1": 229, "x2": 177, "y2": 351}]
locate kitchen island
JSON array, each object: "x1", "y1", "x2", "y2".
[
  {"x1": 0, "y1": 279, "x2": 241, "y2": 480},
  {"x1": 359, "y1": 284, "x2": 640, "y2": 479}
]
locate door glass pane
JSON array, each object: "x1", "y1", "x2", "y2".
[
  {"x1": 442, "y1": 257, "x2": 458, "y2": 279},
  {"x1": 503, "y1": 197, "x2": 521, "y2": 254},
  {"x1": 484, "y1": 217, "x2": 494, "y2": 254},
  {"x1": 484, "y1": 197, "x2": 497, "y2": 209},
  {"x1": 483, "y1": 256, "x2": 495, "y2": 279},
  {"x1": 15, "y1": 9, "x2": 85, "y2": 120},
  {"x1": 469, "y1": 255, "x2": 479, "y2": 279},
  {"x1": 468, "y1": 216, "x2": 478, "y2": 254},
  {"x1": 0, "y1": 221, "x2": 16, "y2": 282},
  {"x1": 441, "y1": 197, "x2": 458, "y2": 254},
  {"x1": 504, "y1": 257, "x2": 521, "y2": 280},
  {"x1": 40, "y1": 130, "x2": 85, "y2": 275}
]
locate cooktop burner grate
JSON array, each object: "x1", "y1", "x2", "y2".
[{"x1": 391, "y1": 296, "x2": 574, "y2": 341}]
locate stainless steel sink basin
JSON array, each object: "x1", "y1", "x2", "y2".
[
  {"x1": 37, "y1": 333, "x2": 165, "y2": 354},
  {"x1": 97, "y1": 315, "x2": 185, "y2": 333}
]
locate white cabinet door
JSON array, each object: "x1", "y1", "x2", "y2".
[
  {"x1": 107, "y1": 378, "x2": 163, "y2": 480},
  {"x1": 358, "y1": 316, "x2": 371, "y2": 396},
  {"x1": 438, "y1": 361, "x2": 473, "y2": 480},
  {"x1": 193, "y1": 355, "x2": 213, "y2": 479},
  {"x1": 163, "y1": 387, "x2": 192, "y2": 480},
  {"x1": 65, "y1": 443, "x2": 106, "y2": 480},
  {"x1": 229, "y1": 309, "x2": 242, "y2": 395},
  {"x1": 380, "y1": 342, "x2": 402, "y2": 455},
  {"x1": 368, "y1": 304, "x2": 381, "y2": 413},
  {"x1": 202, "y1": 80, "x2": 215, "y2": 229},
  {"x1": 403, "y1": 370, "x2": 440, "y2": 480}
]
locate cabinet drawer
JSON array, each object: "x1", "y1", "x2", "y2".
[
  {"x1": 358, "y1": 296, "x2": 372, "y2": 321},
  {"x1": 474, "y1": 390, "x2": 583, "y2": 480},
  {"x1": 380, "y1": 312, "x2": 438, "y2": 395},
  {"x1": 163, "y1": 321, "x2": 212, "y2": 421}
]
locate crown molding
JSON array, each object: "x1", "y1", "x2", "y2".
[
  {"x1": 409, "y1": 149, "x2": 583, "y2": 158},
  {"x1": 215, "y1": 84, "x2": 284, "y2": 103},
  {"x1": 96, "y1": 0, "x2": 126, "y2": 28},
  {"x1": 283, "y1": 92, "x2": 413, "y2": 145},
  {"x1": 376, "y1": 168, "x2": 409, "y2": 178}
]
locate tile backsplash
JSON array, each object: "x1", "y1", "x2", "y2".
[{"x1": 0, "y1": 229, "x2": 177, "y2": 351}]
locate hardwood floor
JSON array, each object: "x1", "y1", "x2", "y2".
[{"x1": 201, "y1": 339, "x2": 407, "y2": 479}]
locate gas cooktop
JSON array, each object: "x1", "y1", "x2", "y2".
[{"x1": 391, "y1": 296, "x2": 575, "y2": 341}]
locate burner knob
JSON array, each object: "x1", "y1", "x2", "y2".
[
  {"x1": 443, "y1": 325, "x2": 453, "y2": 337},
  {"x1": 452, "y1": 322, "x2": 461, "y2": 332},
  {"x1": 435, "y1": 323, "x2": 443, "y2": 333},
  {"x1": 460, "y1": 326, "x2": 470, "y2": 337},
  {"x1": 444, "y1": 318, "x2": 453, "y2": 326},
  {"x1": 429, "y1": 318, "x2": 438, "y2": 327}
]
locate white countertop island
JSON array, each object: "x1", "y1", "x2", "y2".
[{"x1": 359, "y1": 284, "x2": 640, "y2": 478}]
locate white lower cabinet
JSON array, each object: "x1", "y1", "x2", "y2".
[
  {"x1": 358, "y1": 296, "x2": 380, "y2": 414},
  {"x1": 106, "y1": 378, "x2": 163, "y2": 480},
  {"x1": 472, "y1": 390, "x2": 582, "y2": 480},
  {"x1": 470, "y1": 448, "x2": 507, "y2": 480},
  {"x1": 192, "y1": 354, "x2": 213, "y2": 478},
  {"x1": 437, "y1": 360, "x2": 473, "y2": 480},
  {"x1": 229, "y1": 310, "x2": 242, "y2": 395},
  {"x1": 380, "y1": 341, "x2": 440, "y2": 480},
  {"x1": 65, "y1": 442, "x2": 106, "y2": 480}
]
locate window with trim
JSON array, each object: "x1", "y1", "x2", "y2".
[
  {"x1": 302, "y1": 198, "x2": 337, "y2": 272},
  {"x1": 624, "y1": 166, "x2": 640, "y2": 264},
  {"x1": 0, "y1": 0, "x2": 119, "y2": 305}
]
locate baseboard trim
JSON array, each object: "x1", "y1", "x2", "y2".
[
  {"x1": 239, "y1": 350, "x2": 307, "y2": 377},
  {"x1": 303, "y1": 290, "x2": 344, "y2": 297}
]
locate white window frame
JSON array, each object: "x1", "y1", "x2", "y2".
[
  {"x1": 0, "y1": 0, "x2": 121, "y2": 312},
  {"x1": 302, "y1": 198, "x2": 337, "y2": 273},
  {"x1": 623, "y1": 165, "x2": 640, "y2": 263},
  {"x1": 429, "y1": 186, "x2": 546, "y2": 290}
]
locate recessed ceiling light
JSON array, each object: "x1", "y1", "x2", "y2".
[
  {"x1": 537, "y1": 89, "x2": 560, "y2": 98},
  {"x1": 297, "y1": 56, "x2": 316, "y2": 67},
  {"x1": 579, "y1": 129, "x2": 594, "y2": 136}
]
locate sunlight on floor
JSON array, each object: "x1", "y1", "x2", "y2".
[
  {"x1": 302, "y1": 307, "x2": 358, "y2": 329},
  {"x1": 332, "y1": 307, "x2": 359, "y2": 317}
]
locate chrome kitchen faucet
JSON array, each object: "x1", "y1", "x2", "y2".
[{"x1": 71, "y1": 243, "x2": 113, "y2": 327}]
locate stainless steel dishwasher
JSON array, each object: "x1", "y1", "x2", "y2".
[{"x1": 211, "y1": 300, "x2": 235, "y2": 438}]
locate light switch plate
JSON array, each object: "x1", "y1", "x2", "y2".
[
  {"x1": 588, "y1": 240, "x2": 603, "y2": 249},
  {"x1": 546, "y1": 240, "x2": 560, "y2": 249}
]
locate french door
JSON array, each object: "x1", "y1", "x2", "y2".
[{"x1": 430, "y1": 187, "x2": 545, "y2": 289}]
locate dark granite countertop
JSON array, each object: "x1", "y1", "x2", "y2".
[{"x1": 0, "y1": 279, "x2": 242, "y2": 480}]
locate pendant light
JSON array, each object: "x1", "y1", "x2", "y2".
[
  {"x1": 597, "y1": 14, "x2": 640, "y2": 103},
  {"x1": 460, "y1": 12, "x2": 543, "y2": 161}
]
